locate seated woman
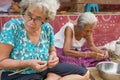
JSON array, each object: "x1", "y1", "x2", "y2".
[
  {"x1": 0, "y1": 0, "x2": 89, "y2": 80},
  {"x1": 55, "y1": 12, "x2": 110, "y2": 67}
]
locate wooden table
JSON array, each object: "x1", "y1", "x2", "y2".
[{"x1": 88, "y1": 67, "x2": 103, "y2": 80}]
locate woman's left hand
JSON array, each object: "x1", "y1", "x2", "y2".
[
  {"x1": 102, "y1": 50, "x2": 109, "y2": 59},
  {"x1": 96, "y1": 50, "x2": 109, "y2": 60},
  {"x1": 47, "y1": 54, "x2": 59, "y2": 68}
]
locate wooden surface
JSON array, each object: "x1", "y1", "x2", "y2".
[{"x1": 89, "y1": 67, "x2": 103, "y2": 80}]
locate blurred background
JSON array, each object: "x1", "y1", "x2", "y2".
[{"x1": 0, "y1": 0, "x2": 120, "y2": 15}]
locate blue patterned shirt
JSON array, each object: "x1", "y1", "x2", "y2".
[{"x1": 0, "y1": 18, "x2": 55, "y2": 74}]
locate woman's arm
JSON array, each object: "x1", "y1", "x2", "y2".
[
  {"x1": 49, "y1": 46, "x2": 57, "y2": 56},
  {"x1": 48, "y1": 46, "x2": 59, "y2": 68},
  {"x1": 63, "y1": 27, "x2": 87, "y2": 58},
  {"x1": 86, "y1": 35, "x2": 109, "y2": 60},
  {"x1": 86, "y1": 35, "x2": 101, "y2": 52},
  {"x1": 0, "y1": 43, "x2": 29, "y2": 70},
  {"x1": 0, "y1": 43, "x2": 47, "y2": 71}
]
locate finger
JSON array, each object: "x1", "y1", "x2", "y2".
[
  {"x1": 48, "y1": 61, "x2": 58, "y2": 68},
  {"x1": 96, "y1": 53, "x2": 104, "y2": 60},
  {"x1": 48, "y1": 55, "x2": 54, "y2": 61},
  {"x1": 48, "y1": 58, "x2": 59, "y2": 65},
  {"x1": 49, "y1": 55, "x2": 58, "y2": 62},
  {"x1": 106, "y1": 51, "x2": 109, "y2": 56},
  {"x1": 38, "y1": 61, "x2": 47, "y2": 65},
  {"x1": 39, "y1": 62, "x2": 47, "y2": 70},
  {"x1": 103, "y1": 51, "x2": 108, "y2": 58},
  {"x1": 36, "y1": 66, "x2": 46, "y2": 71},
  {"x1": 48, "y1": 57, "x2": 59, "y2": 63}
]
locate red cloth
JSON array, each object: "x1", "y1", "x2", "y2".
[{"x1": 0, "y1": 14, "x2": 120, "y2": 46}]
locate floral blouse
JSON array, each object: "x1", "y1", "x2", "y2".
[{"x1": 0, "y1": 18, "x2": 55, "y2": 74}]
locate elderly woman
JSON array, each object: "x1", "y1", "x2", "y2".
[
  {"x1": 55, "y1": 12, "x2": 109, "y2": 67},
  {"x1": 0, "y1": 0, "x2": 89, "y2": 80}
]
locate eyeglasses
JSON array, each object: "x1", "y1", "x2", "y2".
[{"x1": 24, "y1": 12, "x2": 43, "y2": 24}]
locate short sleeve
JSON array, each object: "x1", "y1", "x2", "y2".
[{"x1": 0, "y1": 20, "x2": 15, "y2": 46}]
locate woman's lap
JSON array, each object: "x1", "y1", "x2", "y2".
[
  {"x1": 1, "y1": 72, "x2": 44, "y2": 80},
  {"x1": 49, "y1": 63, "x2": 88, "y2": 76},
  {"x1": 1, "y1": 63, "x2": 88, "y2": 80}
]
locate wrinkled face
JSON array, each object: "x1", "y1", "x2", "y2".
[
  {"x1": 81, "y1": 24, "x2": 95, "y2": 36},
  {"x1": 24, "y1": 6, "x2": 46, "y2": 33}
]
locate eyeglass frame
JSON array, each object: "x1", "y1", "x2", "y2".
[{"x1": 23, "y1": 11, "x2": 44, "y2": 25}]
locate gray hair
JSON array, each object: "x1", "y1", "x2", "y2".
[
  {"x1": 77, "y1": 12, "x2": 98, "y2": 29},
  {"x1": 20, "y1": 0, "x2": 60, "y2": 21}
]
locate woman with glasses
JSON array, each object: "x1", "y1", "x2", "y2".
[
  {"x1": 55, "y1": 12, "x2": 109, "y2": 67},
  {"x1": 0, "y1": 0, "x2": 89, "y2": 80}
]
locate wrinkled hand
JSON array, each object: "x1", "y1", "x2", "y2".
[
  {"x1": 28, "y1": 60, "x2": 47, "y2": 71},
  {"x1": 90, "y1": 52, "x2": 102, "y2": 60},
  {"x1": 101, "y1": 50, "x2": 109, "y2": 59},
  {"x1": 47, "y1": 54, "x2": 59, "y2": 68},
  {"x1": 90, "y1": 50, "x2": 109, "y2": 60},
  {"x1": 95, "y1": 53, "x2": 105, "y2": 60}
]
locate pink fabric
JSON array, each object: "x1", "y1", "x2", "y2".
[{"x1": 56, "y1": 47, "x2": 110, "y2": 67}]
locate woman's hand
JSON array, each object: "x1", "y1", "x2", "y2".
[
  {"x1": 100, "y1": 50, "x2": 109, "y2": 59},
  {"x1": 28, "y1": 60, "x2": 47, "y2": 71},
  {"x1": 47, "y1": 54, "x2": 59, "y2": 68},
  {"x1": 89, "y1": 50, "x2": 109, "y2": 60},
  {"x1": 95, "y1": 53, "x2": 105, "y2": 60}
]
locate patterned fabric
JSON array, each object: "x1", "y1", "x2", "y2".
[
  {"x1": 56, "y1": 47, "x2": 110, "y2": 67},
  {"x1": 0, "y1": 18, "x2": 54, "y2": 74},
  {"x1": 1, "y1": 15, "x2": 120, "y2": 46}
]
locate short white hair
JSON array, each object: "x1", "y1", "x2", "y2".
[
  {"x1": 20, "y1": 0, "x2": 60, "y2": 21},
  {"x1": 77, "y1": 12, "x2": 98, "y2": 29}
]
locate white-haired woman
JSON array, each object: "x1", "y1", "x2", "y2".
[
  {"x1": 0, "y1": 0, "x2": 89, "y2": 80},
  {"x1": 55, "y1": 12, "x2": 109, "y2": 67}
]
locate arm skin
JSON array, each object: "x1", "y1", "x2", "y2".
[
  {"x1": 47, "y1": 46, "x2": 59, "y2": 68},
  {"x1": 86, "y1": 35, "x2": 101, "y2": 52},
  {"x1": 0, "y1": 43, "x2": 29, "y2": 70},
  {"x1": 0, "y1": 43, "x2": 47, "y2": 71},
  {"x1": 62, "y1": 26, "x2": 108, "y2": 60},
  {"x1": 63, "y1": 26, "x2": 86, "y2": 58}
]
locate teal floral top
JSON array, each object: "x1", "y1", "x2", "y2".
[{"x1": 0, "y1": 18, "x2": 55, "y2": 74}]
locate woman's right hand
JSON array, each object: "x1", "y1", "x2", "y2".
[
  {"x1": 89, "y1": 52, "x2": 105, "y2": 60},
  {"x1": 28, "y1": 60, "x2": 47, "y2": 71},
  {"x1": 95, "y1": 53, "x2": 105, "y2": 60}
]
